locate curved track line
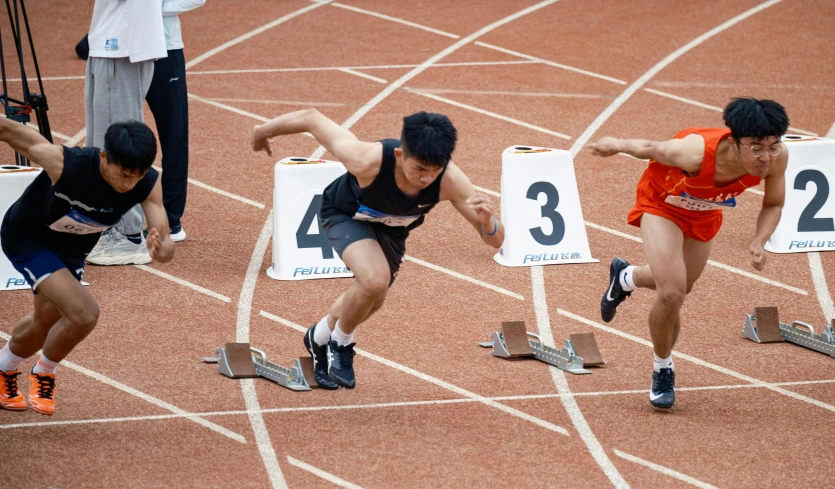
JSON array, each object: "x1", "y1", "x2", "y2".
[
  {"x1": 185, "y1": 1, "x2": 334, "y2": 70},
  {"x1": 531, "y1": 267, "x2": 629, "y2": 488},
  {"x1": 236, "y1": 1, "x2": 562, "y2": 486},
  {"x1": 532, "y1": 1, "x2": 785, "y2": 486}
]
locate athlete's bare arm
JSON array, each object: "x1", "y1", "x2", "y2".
[
  {"x1": 251, "y1": 108, "x2": 382, "y2": 183},
  {"x1": 590, "y1": 134, "x2": 705, "y2": 173},
  {"x1": 0, "y1": 117, "x2": 65, "y2": 184},
  {"x1": 440, "y1": 163, "x2": 504, "y2": 248},
  {"x1": 749, "y1": 151, "x2": 788, "y2": 271},
  {"x1": 140, "y1": 178, "x2": 175, "y2": 263}
]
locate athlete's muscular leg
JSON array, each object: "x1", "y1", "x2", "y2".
[
  {"x1": 8, "y1": 293, "x2": 62, "y2": 359},
  {"x1": 633, "y1": 214, "x2": 687, "y2": 359},
  {"x1": 331, "y1": 239, "x2": 391, "y2": 335},
  {"x1": 327, "y1": 292, "x2": 386, "y2": 330},
  {"x1": 16, "y1": 269, "x2": 100, "y2": 362}
]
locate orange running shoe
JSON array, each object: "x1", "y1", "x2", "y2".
[
  {"x1": 0, "y1": 370, "x2": 27, "y2": 411},
  {"x1": 28, "y1": 371, "x2": 56, "y2": 416}
]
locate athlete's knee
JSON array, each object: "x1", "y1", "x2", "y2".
[
  {"x1": 65, "y1": 301, "x2": 100, "y2": 330},
  {"x1": 656, "y1": 284, "x2": 686, "y2": 308},
  {"x1": 356, "y1": 270, "x2": 390, "y2": 298}
]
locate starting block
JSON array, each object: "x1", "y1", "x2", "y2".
[
  {"x1": 202, "y1": 342, "x2": 318, "y2": 391},
  {"x1": 477, "y1": 321, "x2": 606, "y2": 375},
  {"x1": 743, "y1": 308, "x2": 835, "y2": 358}
]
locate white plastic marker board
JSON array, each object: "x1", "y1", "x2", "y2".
[
  {"x1": 0, "y1": 165, "x2": 41, "y2": 290},
  {"x1": 766, "y1": 135, "x2": 835, "y2": 253},
  {"x1": 267, "y1": 157, "x2": 354, "y2": 281},
  {"x1": 494, "y1": 145, "x2": 597, "y2": 267}
]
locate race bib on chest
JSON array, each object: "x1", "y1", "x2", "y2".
[
  {"x1": 353, "y1": 205, "x2": 420, "y2": 227},
  {"x1": 664, "y1": 192, "x2": 737, "y2": 212},
  {"x1": 49, "y1": 210, "x2": 110, "y2": 235}
]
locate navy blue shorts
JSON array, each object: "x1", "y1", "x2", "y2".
[{"x1": 6, "y1": 248, "x2": 85, "y2": 293}]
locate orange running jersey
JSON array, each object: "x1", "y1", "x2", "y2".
[{"x1": 627, "y1": 127, "x2": 761, "y2": 241}]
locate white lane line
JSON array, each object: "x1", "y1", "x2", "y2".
[
  {"x1": 403, "y1": 254, "x2": 524, "y2": 300},
  {"x1": 409, "y1": 90, "x2": 572, "y2": 140},
  {"x1": 808, "y1": 252, "x2": 835, "y2": 323},
  {"x1": 338, "y1": 68, "x2": 388, "y2": 84},
  {"x1": 330, "y1": 2, "x2": 460, "y2": 39},
  {"x1": 26, "y1": 123, "x2": 71, "y2": 141},
  {"x1": 474, "y1": 42, "x2": 628, "y2": 85},
  {"x1": 287, "y1": 457, "x2": 365, "y2": 489},
  {"x1": 207, "y1": 97, "x2": 354, "y2": 107},
  {"x1": 644, "y1": 88, "x2": 817, "y2": 136},
  {"x1": 613, "y1": 449, "x2": 720, "y2": 489},
  {"x1": 568, "y1": 0, "x2": 785, "y2": 159},
  {"x1": 258, "y1": 310, "x2": 569, "y2": 436},
  {"x1": 152, "y1": 165, "x2": 266, "y2": 209},
  {"x1": 185, "y1": 60, "x2": 538, "y2": 76},
  {"x1": 65, "y1": 128, "x2": 87, "y2": 147},
  {"x1": 5, "y1": 75, "x2": 84, "y2": 82},
  {"x1": 185, "y1": 1, "x2": 333, "y2": 69},
  {"x1": 188, "y1": 93, "x2": 270, "y2": 122},
  {"x1": 557, "y1": 309, "x2": 835, "y2": 414},
  {"x1": 0, "y1": 331, "x2": 245, "y2": 443},
  {"x1": 237, "y1": 209, "x2": 286, "y2": 489},
  {"x1": 531, "y1": 267, "x2": 629, "y2": 488},
  {"x1": 409, "y1": 87, "x2": 609, "y2": 99},
  {"x1": 705, "y1": 259, "x2": 807, "y2": 295},
  {"x1": 134, "y1": 265, "x2": 232, "y2": 303},
  {"x1": 6, "y1": 378, "x2": 833, "y2": 431},
  {"x1": 582, "y1": 220, "x2": 807, "y2": 295}
]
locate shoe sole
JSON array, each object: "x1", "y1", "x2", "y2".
[
  {"x1": 27, "y1": 398, "x2": 54, "y2": 416},
  {"x1": 0, "y1": 402, "x2": 27, "y2": 411},
  {"x1": 86, "y1": 255, "x2": 152, "y2": 266}
]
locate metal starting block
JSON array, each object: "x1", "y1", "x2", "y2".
[
  {"x1": 477, "y1": 321, "x2": 605, "y2": 375},
  {"x1": 202, "y1": 342, "x2": 317, "y2": 391},
  {"x1": 743, "y1": 308, "x2": 835, "y2": 358}
]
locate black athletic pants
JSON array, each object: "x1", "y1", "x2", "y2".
[{"x1": 146, "y1": 49, "x2": 189, "y2": 228}]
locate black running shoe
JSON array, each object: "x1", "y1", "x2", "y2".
[
  {"x1": 327, "y1": 341, "x2": 356, "y2": 389},
  {"x1": 650, "y1": 368, "x2": 675, "y2": 409},
  {"x1": 601, "y1": 257, "x2": 632, "y2": 323},
  {"x1": 303, "y1": 326, "x2": 339, "y2": 390}
]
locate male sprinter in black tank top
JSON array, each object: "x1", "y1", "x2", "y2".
[
  {"x1": 251, "y1": 110, "x2": 504, "y2": 389},
  {"x1": 0, "y1": 118, "x2": 175, "y2": 415}
]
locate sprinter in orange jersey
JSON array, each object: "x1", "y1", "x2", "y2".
[{"x1": 590, "y1": 97, "x2": 790, "y2": 409}]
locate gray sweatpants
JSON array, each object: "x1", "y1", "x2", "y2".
[{"x1": 84, "y1": 56, "x2": 154, "y2": 236}]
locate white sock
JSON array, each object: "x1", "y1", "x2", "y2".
[
  {"x1": 32, "y1": 355, "x2": 59, "y2": 375},
  {"x1": 0, "y1": 343, "x2": 26, "y2": 372},
  {"x1": 653, "y1": 353, "x2": 674, "y2": 372},
  {"x1": 313, "y1": 316, "x2": 332, "y2": 346},
  {"x1": 619, "y1": 266, "x2": 636, "y2": 292},
  {"x1": 331, "y1": 321, "x2": 355, "y2": 347}
]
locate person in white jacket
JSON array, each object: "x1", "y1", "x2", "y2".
[{"x1": 84, "y1": 0, "x2": 167, "y2": 266}]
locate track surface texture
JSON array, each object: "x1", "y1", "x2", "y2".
[{"x1": 1, "y1": 1, "x2": 834, "y2": 488}]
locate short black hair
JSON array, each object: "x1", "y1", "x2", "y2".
[
  {"x1": 103, "y1": 120, "x2": 157, "y2": 173},
  {"x1": 400, "y1": 112, "x2": 457, "y2": 168},
  {"x1": 723, "y1": 97, "x2": 789, "y2": 142}
]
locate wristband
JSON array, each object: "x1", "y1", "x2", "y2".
[{"x1": 481, "y1": 216, "x2": 498, "y2": 236}]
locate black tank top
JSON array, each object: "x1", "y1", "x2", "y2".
[
  {"x1": 322, "y1": 139, "x2": 444, "y2": 236},
  {"x1": 1, "y1": 146, "x2": 158, "y2": 261}
]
